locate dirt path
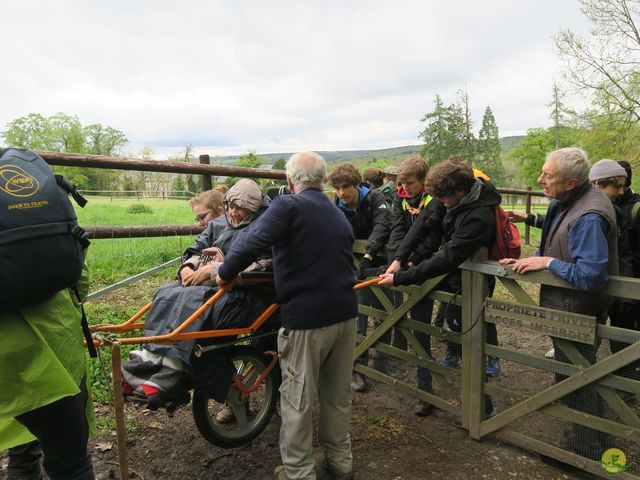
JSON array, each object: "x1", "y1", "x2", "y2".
[{"x1": 83, "y1": 377, "x2": 593, "y2": 480}]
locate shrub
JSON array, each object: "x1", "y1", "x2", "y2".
[{"x1": 128, "y1": 204, "x2": 153, "y2": 214}]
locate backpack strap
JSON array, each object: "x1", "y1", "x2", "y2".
[
  {"x1": 55, "y1": 175, "x2": 88, "y2": 208},
  {"x1": 72, "y1": 285, "x2": 97, "y2": 358},
  {"x1": 631, "y1": 201, "x2": 640, "y2": 227},
  {"x1": 71, "y1": 224, "x2": 91, "y2": 249}
]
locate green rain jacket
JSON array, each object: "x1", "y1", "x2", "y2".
[{"x1": 0, "y1": 269, "x2": 95, "y2": 450}]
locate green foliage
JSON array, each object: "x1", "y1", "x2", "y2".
[
  {"x1": 225, "y1": 151, "x2": 277, "y2": 188},
  {"x1": 1, "y1": 112, "x2": 128, "y2": 190},
  {"x1": 83, "y1": 123, "x2": 128, "y2": 156},
  {"x1": 186, "y1": 175, "x2": 201, "y2": 196},
  {"x1": 477, "y1": 106, "x2": 504, "y2": 184},
  {"x1": 127, "y1": 204, "x2": 154, "y2": 214},
  {"x1": 237, "y1": 151, "x2": 261, "y2": 169},
  {"x1": 509, "y1": 128, "x2": 556, "y2": 187},
  {"x1": 263, "y1": 157, "x2": 288, "y2": 188},
  {"x1": 173, "y1": 176, "x2": 186, "y2": 196},
  {"x1": 2, "y1": 113, "x2": 55, "y2": 150},
  {"x1": 419, "y1": 95, "x2": 468, "y2": 165},
  {"x1": 52, "y1": 165, "x2": 90, "y2": 189},
  {"x1": 272, "y1": 157, "x2": 286, "y2": 171}
]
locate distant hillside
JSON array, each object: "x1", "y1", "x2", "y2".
[
  {"x1": 215, "y1": 137, "x2": 524, "y2": 168},
  {"x1": 500, "y1": 135, "x2": 525, "y2": 153},
  {"x1": 216, "y1": 145, "x2": 423, "y2": 166}
]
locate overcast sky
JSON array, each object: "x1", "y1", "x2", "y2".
[{"x1": 0, "y1": 1, "x2": 592, "y2": 158}]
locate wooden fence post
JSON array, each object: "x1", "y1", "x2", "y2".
[
  {"x1": 461, "y1": 248, "x2": 489, "y2": 437},
  {"x1": 525, "y1": 186, "x2": 532, "y2": 245},
  {"x1": 199, "y1": 154, "x2": 212, "y2": 192}
]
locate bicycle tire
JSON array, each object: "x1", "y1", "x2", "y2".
[{"x1": 192, "y1": 346, "x2": 280, "y2": 448}]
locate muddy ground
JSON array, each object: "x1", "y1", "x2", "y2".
[
  {"x1": 82, "y1": 362, "x2": 595, "y2": 480},
  {"x1": 1, "y1": 272, "x2": 621, "y2": 480}
]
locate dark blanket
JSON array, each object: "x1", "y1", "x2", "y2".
[{"x1": 143, "y1": 281, "x2": 253, "y2": 363}]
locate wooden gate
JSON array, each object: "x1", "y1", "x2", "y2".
[{"x1": 355, "y1": 246, "x2": 640, "y2": 478}]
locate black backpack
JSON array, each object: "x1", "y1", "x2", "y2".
[{"x1": 0, "y1": 148, "x2": 90, "y2": 310}]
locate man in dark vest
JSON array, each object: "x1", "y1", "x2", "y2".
[{"x1": 502, "y1": 147, "x2": 618, "y2": 463}]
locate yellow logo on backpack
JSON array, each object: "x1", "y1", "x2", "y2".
[{"x1": 0, "y1": 165, "x2": 40, "y2": 197}]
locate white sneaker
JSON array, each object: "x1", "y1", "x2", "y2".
[{"x1": 544, "y1": 347, "x2": 555, "y2": 359}]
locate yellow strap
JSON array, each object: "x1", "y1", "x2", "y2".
[{"x1": 402, "y1": 194, "x2": 432, "y2": 214}]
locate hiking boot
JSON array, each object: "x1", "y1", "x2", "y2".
[
  {"x1": 544, "y1": 347, "x2": 555, "y2": 359},
  {"x1": 216, "y1": 403, "x2": 235, "y2": 423},
  {"x1": 414, "y1": 400, "x2": 433, "y2": 417},
  {"x1": 315, "y1": 454, "x2": 354, "y2": 480},
  {"x1": 351, "y1": 372, "x2": 367, "y2": 392},
  {"x1": 216, "y1": 401, "x2": 250, "y2": 424},
  {"x1": 439, "y1": 352, "x2": 460, "y2": 368},
  {"x1": 274, "y1": 465, "x2": 290, "y2": 480},
  {"x1": 486, "y1": 358, "x2": 501, "y2": 377}
]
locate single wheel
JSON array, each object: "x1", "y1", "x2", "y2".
[{"x1": 193, "y1": 346, "x2": 280, "y2": 448}]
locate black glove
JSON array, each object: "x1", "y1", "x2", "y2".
[{"x1": 357, "y1": 256, "x2": 374, "y2": 280}]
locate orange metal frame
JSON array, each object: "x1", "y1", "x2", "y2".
[
  {"x1": 91, "y1": 276, "x2": 381, "y2": 480},
  {"x1": 91, "y1": 276, "x2": 380, "y2": 347}
]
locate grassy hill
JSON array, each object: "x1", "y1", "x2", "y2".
[
  {"x1": 215, "y1": 144, "x2": 423, "y2": 167},
  {"x1": 215, "y1": 137, "x2": 524, "y2": 169}
]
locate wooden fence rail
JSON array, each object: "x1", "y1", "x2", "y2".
[{"x1": 39, "y1": 150, "x2": 546, "y2": 243}]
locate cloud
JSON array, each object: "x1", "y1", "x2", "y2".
[{"x1": 0, "y1": 0, "x2": 592, "y2": 156}]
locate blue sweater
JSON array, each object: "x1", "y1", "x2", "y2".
[{"x1": 218, "y1": 188, "x2": 358, "y2": 330}]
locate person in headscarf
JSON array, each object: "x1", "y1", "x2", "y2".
[{"x1": 121, "y1": 179, "x2": 272, "y2": 409}]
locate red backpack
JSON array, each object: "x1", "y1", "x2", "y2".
[{"x1": 489, "y1": 205, "x2": 521, "y2": 261}]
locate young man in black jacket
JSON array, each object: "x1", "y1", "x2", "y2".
[
  {"x1": 385, "y1": 156, "x2": 446, "y2": 415},
  {"x1": 607, "y1": 161, "x2": 640, "y2": 389},
  {"x1": 380, "y1": 158, "x2": 500, "y2": 416},
  {"x1": 329, "y1": 164, "x2": 390, "y2": 392}
]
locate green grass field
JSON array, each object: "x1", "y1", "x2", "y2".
[
  {"x1": 76, "y1": 198, "x2": 197, "y2": 286},
  {"x1": 77, "y1": 196, "x2": 546, "y2": 288}
]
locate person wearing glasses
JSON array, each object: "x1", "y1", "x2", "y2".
[{"x1": 179, "y1": 189, "x2": 228, "y2": 284}]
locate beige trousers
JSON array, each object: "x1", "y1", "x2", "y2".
[{"x1": 277, "y1": 318, "x2": 356, "y2": 480}]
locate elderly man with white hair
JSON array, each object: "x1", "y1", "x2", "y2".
[
  {"x1": 501, "y1": 147, "x2": 618, "y2": 464},
  {"x1": 217, "y1": 152, "x2": 358, "y2": 480}
]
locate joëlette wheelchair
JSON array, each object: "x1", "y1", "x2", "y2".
[{"x1": 90, "y1": 272, "x2": 381, "y2": 463}]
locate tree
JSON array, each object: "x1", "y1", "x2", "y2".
[
  {"x1": 178, "y1": 145, "x2": 201, "y2": 196},
  {"x1": 225, "y1": 151, "x2": 264, "y2": 188},
  {"x1": 1, "y1": 113, "x2": 128, "y2": 190},
  {"x1": 84, "y1": 124, "x2": 128, "y2": 156},
  {"x1": 510, "y1": 129, "x2": 557, "y2": 187},
  {"x1": 419, "y1": 95, "x2": 465, "y2": 165},
  {"x1": 2, "y1": 113, "x2": 51, "y2": 150},
  {"x1": 457, "y1": 88, "x2": 476, "y2": 161},
  {"x1": 265, "y1": 157, "x2": 288, "y2": 188},
  {"x1": 476, "y1": 106, "x2": 504, "y2": 184},
  {"x1": 272, "y1": 157, "x2": 286, "y2": 171},
  {"x1": 555, "y1": 0, "x2": 640, "y2": 122},
  {"x1": 547, "y1": 82, "x2": 569, "y2": 149}
]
